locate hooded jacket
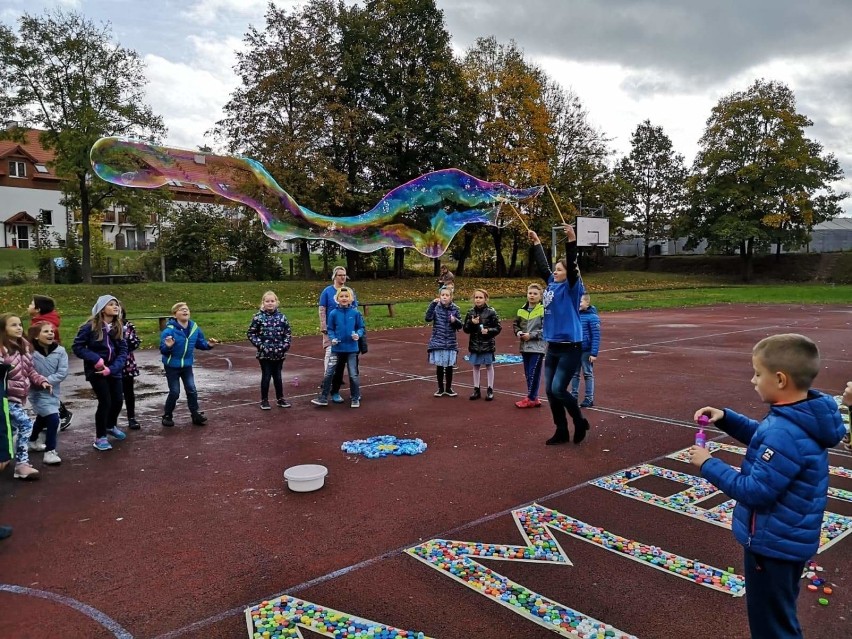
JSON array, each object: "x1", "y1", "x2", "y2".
[
  {"x1": 0, "y1": 345, "x2": 48, "y2": 405},
  {"x1": 425, "y1": 300, "x2": 461, "y2": 351},
  {"x1": 0, "y1": 362, "x2": 12, "y2": 465},
  {"x1": 160, "y1": 318, "x2": 213, "y2": 368},
  {"x1": 700, "y1": 391, "x2": 846, "y2": 562},
  {"x1": 463, "y1": 305, "x2": 502, "y2": 354},
  {"x1": 327, "y1": 306, "x2": 364, "y2": 354},
  {"x1": 73, "y1": 322, "x2": 128, "y2": 379},
  {"x1": 29, "y1": 343, "x2": 68, "y2": 416},
  {"x1": 579, "y1": 305, "x2": 601, "y2": 356},
  {"x1": 247, "y1": 309, "x2": 292, "y2": 360},
  {"x1": 513, "y1": 303, "x2": 545, "y2": 354},
  {"x1": 532, "y1": 242, "x2": 583, "y2": 343}
]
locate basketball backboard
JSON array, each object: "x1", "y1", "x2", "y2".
[{"x1": 576, "y1": 216, "x2": 610, "y2": 247}]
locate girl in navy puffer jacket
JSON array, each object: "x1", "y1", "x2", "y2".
[
  {"x1": 425, "y1": 287, "x2": 462, "y2": 397},
  {"x1": 247, "y1": 291, "x2": 292, "y2": 409}
]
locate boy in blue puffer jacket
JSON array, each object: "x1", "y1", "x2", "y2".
[
  {"x1": 160, "y1": 302, "x2": 219, "y2": 427},
  {"x1": 689, "y1": 333, "x2": 845, "y2": 639},
  {"x1": 312, "y1": 287, "x2": 364, "y2": 408},
  {"x1": 570, "y1": 293, "x2": 600, "y2": 408}
]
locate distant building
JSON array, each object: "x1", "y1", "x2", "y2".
[{"x1": 0, "y1": 127, "x2": 229, "y2": 250}]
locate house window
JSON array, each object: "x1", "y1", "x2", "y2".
[
  {"x1": 9, "y1": 160, "x2": 26, "y2": 177},
  {"x1": 39, "y1": 209, "x2": 53, "y2": 226},
  {"x1": 34, "y1": 164, "x2": 49, "y2": 174}
]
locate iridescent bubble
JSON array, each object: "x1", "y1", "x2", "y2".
[{"x1": 90, "y1": 137, "x2": 543, "y2": 257}]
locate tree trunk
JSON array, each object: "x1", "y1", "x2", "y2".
[
  {"x1": 456, "y1": 228, "x2": 477, "y2": 276},
  {"x1": 433, "y1": 258, "x2": 441, "y2": 277},
  {"x1": 346, "y1": 249, "x2": 357, "y2": 279},
  {"x1": 393, "y1": 247, "x2": 405, "y2": 277},
  {"x1": 508, "y1": 233, "x2": 520, "y2": 276},
  {"x1": 80, "y1": 176, "x2": 92, "y2": 283},
  {"x1": 643, "y1": 238, "x2": 651, "y2": 270},
  {"x1": 299, "y1": 240, "x2": 312, "y2": 278},
  {"x1": 487, "y1": 226, "x2": 506, "y2": 276}
]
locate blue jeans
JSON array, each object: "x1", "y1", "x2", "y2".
[
  {"x1": 164, "y1": 366, "x2": 199, "y2": 416},
  {"x1": 521, "y1": 353, "x2": 543, "y2": 401},
  {"x1": 544, "y1": 342, "x2": 584, "y2": 436},
  {"x1": 320, "y1": 352, "x2": 360, "y2": 400},
  {"x1": 570, "y1": 351, "x2": 595, "y2": 402}
]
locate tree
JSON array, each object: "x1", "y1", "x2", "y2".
[
  {"x1": 0, "y1": 10, "x2": 167, "y2": 282},
  {"x1": 462, "y1": 37, "x2": 553, "y2": 276},
  {"x1": 616, "y1": 120, "x2": 687, "y2": 267},
  {"x1": 686, "y1": 79, "x2": 846, "y2": 280},
  {"x1": 158, "y1": 204, "x2": 232, "y2": 282},
  {"x1": 353, "y1": 0, "x2": 477, "y2": 276}
]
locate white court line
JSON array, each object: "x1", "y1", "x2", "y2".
[{"x1": 0, "y1": 584, "x2": 134, "y2": 638}]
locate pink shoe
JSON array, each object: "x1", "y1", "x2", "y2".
[
  {"x1": 515, "y1": 398, "x2": 534, "y2": 408},
  {"x1": 14, "y1": 463, "x2": 40, "y2": 480}
]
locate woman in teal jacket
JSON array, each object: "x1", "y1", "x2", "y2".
[{"x1": 159, "y1": 302, "x2": 218, "y2": 427}]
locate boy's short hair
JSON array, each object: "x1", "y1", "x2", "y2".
[
  {"x1": 581, "y1": 293, "x2": 591, "y2": 302},
  {"x1": 753, "y1": 333, "x2": 820, "y2": 390},
  {"x1": 527, "y1": 283, "x2": 542, "y2": 292},
  {"x1": 335, "y1": 286, "x2": 353, "y2": 302},
  {"x1": 171, "y1": 302, "x2": 189, "y2": 315}
]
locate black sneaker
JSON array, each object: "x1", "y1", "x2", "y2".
[
  {"x1": 580, "y1": 400, "x2": 594, "y2": 408},
  {"x1": 276, "y1": 398, "x2": 291, "y2": 408},
  {"x1": 573, "y1": 419, "x2": 590, "y2": 444},
  {"x1": 191, "y1": 412, "x2": 208, "y2": 426},
  {"x1": 162, "y1": 414, "x2": 174, "y2": 427},
  {"x1": 260, "y1": 400, "x2": 271, "y2": 410},
  {"x1": 128, "y1": 418, "x2": 140, "y2": 430},
  {"x1": 59, "y1": 412, "x2": 73, "y2": 431},
  {"x1": 546, "y1": 432, "x2": 570, "y2": 445},
  {"x1": 434, "y1": 389, "x2": 444, "y2": 397},
  {"x1": 0, "y1": 525, "x2": 12, "y2": 540},
  {"x1": 485, "y1": 387, "x2": 494, "y2": 401},
  {"x1": 444, "y1": 388, "x2": 458, "y2": 397}
]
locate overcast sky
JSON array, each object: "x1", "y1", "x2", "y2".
[{"x1": 4, "y1": 0, "x2": 852, "y2": 213}]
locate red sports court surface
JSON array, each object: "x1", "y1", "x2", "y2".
[{"x1": 0, "y1": 304, "x2": 849, "y2": 639}]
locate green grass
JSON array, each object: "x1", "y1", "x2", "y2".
[{"x1": 1, "y1": 275, "x2": 847, "y2": 349}]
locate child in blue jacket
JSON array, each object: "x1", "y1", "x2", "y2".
[
  {"x1": 689, "y1": 334, "x2": 845, "y2": 639},
  {"x1": 160, "y1": 302, "x2": 219, "y2": 427},
  {"x1": 570, "y1": 293, "x2": 601, "y2": 407},
  {"x1": 312, "y1": 287, "x2": 363, "y2": 408}
]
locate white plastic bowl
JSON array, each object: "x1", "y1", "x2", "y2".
[{"x1": 284, "y1": 464, "x2": 328, "y2": 492}]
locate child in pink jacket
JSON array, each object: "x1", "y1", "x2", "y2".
[{"x1": 0, "y1": 313, "x2": 51, "y2": 480}]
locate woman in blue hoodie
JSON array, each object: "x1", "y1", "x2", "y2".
[
  {"x1": 160, "y1": 302, "x2": 219, "y2": 427},
  {"x1": 528, "y1": 226, "x2": 590, "y2": 446}
]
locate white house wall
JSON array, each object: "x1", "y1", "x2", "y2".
[{"x1": 0, "y1": 185, "x2": 69, "y2": 247}]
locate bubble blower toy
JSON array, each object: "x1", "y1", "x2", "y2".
[{"x1": 695, "y1": 414, "x2": 710, "y2": 448}]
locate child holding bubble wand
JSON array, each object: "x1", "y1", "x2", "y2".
[
  {"x1": 463, "y1": 289, "x2": 502, "y2": 401},
  {"x1": 425, "y1": 286, "x2": 463, "y2": 397}
]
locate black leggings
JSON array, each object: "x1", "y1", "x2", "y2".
[
  {"x1": 259, "y1": 359, "x2": 284, "y2": 401},
  {"x1": 436, "y1": 366, "x2": 454, "y2": 390},
  {"x1": 122, "y1": 375, "x2": 136, "y2": 419},
  {"x1": 89, "y1": 374, "x2": 124, "y2": 438}
]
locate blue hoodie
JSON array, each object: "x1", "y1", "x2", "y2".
[
  {"x1": 579, "y1": 305, "x2": 601, "y2": 356},
  {"x1": 532, "y1": 242, "x2": 583, "y2": 343},
  {"x1": 700, "y1": 391, "x2": 846, "y2": 562}
]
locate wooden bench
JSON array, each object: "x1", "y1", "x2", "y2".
[
  {"x1": 359, "y1": 301, "x2": 396, "y2": 317},
  {"x1": 131, "y1": 315, "x2": 171, "y2": 330},
  {"x1": 91, "y1": 274, "x2": 141, "y2": 284}
]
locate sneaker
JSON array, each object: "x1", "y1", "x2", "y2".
[
  {"x1": 128, "y1": 418, "x2": 140, "y2": 430},
  {"x1": 351, "y1": 398, "x2": 361, "y2": 408},
  {"x1": 580, "y1": 399, "x2": 594, "y2": 408},
  {"x1": 444, "y1": 388, "x2": 458, "y2": 397},
  {"x1": 191, "y1": 412, "x2": 208, "y2": 426},
  {"x1": 14, "y1": 463, "x2": 40, "y2": 480},
  {"x1": 276, "y1": 398, "x2": 291, "y2": 408},
  {"x1": 434, "y1": 389, "x2": 445, "y2": 397},
  {"x1": 515, "y1": 398, "x2": 533, "y2": 408},
  {"x1": 485, "y1": 387, "x2": 494, "y2": 401},
  {"x1": 260, "y1": 400, "x2": 271, "y2": 410},
  {"x1": 0, "y1": 525, "x2": 12, "y2": 540},
  {"x1": 28, "y1": 440, "x2": 46, "y2": 452},
  {"x1": 162, "y1": 414, "x2": 175, "y2": 427},
  {"x1": 331, "y1": 393, "x2": 344, "y2": 404},
  {"x1": 43, "y1": 450, "x2": 62, "y2": 465},
  {"x1": 59, "y1": 412, "x2": 73, "y2": 431},
  {"x1": 573, "y1": 419, "x2": 591, "y2": 444},
  {"x1": 106, "y1": 427, "x2": 127, "y2": 441},
  {"x1": 531, "y1": 399, "x2": 542, "y2": 407},
  {"x1": 93, "y1": 437, "x2": 112, "y2": 451},
  {"x1": 311, "y1": 397, "x2": 329, "y2": 407}
]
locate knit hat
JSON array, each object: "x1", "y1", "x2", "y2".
[
  {"x1": 92, "y1": 294, "x2": 118, "y2": 316},
  {"x1": 32, "y1": 294, "x2": 56, "y2": 314}
]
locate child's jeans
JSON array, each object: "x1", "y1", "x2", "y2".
[
  {"x1": 570, "y1": 351, "x2": 595, "y2": 402},
  {"x1": 31, "y1": 413, "x2": 60, "y2": 451},
  {"x1": 744, "y1": 549, "x2": 805, "y2": 638},
  {"x1": 8, "y1": 403, "x2": 33, "y2": 464},
  {"x1": 320, "y1": 352, "x2": 360, "y2": 400},
  {"x1": 521, "y1": 353, "x2": 543, "y2": 401},
  {"x1": 164, "y1": 366, "x2": 199, "y2": 416}
]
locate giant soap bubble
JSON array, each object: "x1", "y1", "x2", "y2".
[{"x1": 90, "y1": 137, "x2": 543, "y2": 257}]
